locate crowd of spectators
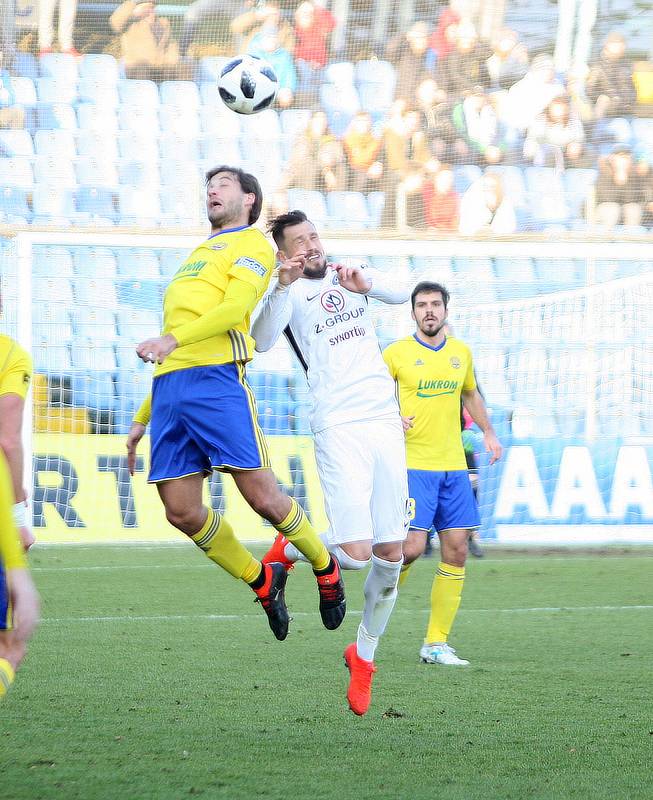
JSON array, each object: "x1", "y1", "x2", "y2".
[{"x1": 0, "y1": 0, "x2": 651, "y2": 232}]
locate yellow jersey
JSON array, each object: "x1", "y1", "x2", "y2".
[
  {"x1": 155, "y1": 226, "x2": 275, "y2": 377},
  {"x1": 0, "y1": 449, "x2": 25, "y2": 569},
  {"x1": 0, "y1": 334, "x2": 32, "y2": 400},
  {"x1": 383, "y1": 335, "x2": 476, "y2": 471}
]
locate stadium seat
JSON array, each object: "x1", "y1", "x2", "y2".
[
  {"x1": 78, "y1": 54, "x2": 120, "y2": 84},
  {"x1": 453, "y1": 165, "x2": 482, "y2": 194},
  {"x1": 34, "y1": 154, "x2": 77, "y2": 188},
  {"x1": 201, "y1": 137, "x2": 242, "y2": 165},
  {"x1": 524, "y1": 167, "x2": 571, "y2": 224},
  {"x1": 287, "y1": 189, "x2": 328, "y2": 227},
  {"x1": 486, "y1": 165, "x2": 527, "y2": 207},
  {"x1": 160, "y1": 104, "x2": 201, "y2": 138},
  {"x1": 355, "y1": 59, "x2": 396, "y2": 87},
  {"x1": 75, "y1": 187, "x2": 117, "y2": 220},
  {"x1": 493, "y1": 257, "x2": 537, "y2": 282},
  {"x1": 159, "y1": 135, "x2": 200, "y2": 162},
  {"x1": 14, "y1": 53, "x2": 38, "y2": 80},
  {"x1": 77, "y1": 79, "x2": 120, "y2": 108},
  {"x1": 33, "y1": 277, "x2": 74, "y2": 305},
  {"x1": 369, "y1": 255, "x2": 411, "y2": 273},
  {"x1": 411, "y1": 256, "x2": 454, "y2": 283},
  {"x1": 70, "y1": 371, "x2": 117, "y2": 411},
  {"x1": 73, "y1": 247, "x2": 118, "y2": 279},
  {"x1": 0, "y1": 130, "x2": 34, "y2": 157},
  {"x1": 37, "y1": 102, "x2": 77, "y2": 130},
  {"x1": 32, "y1": 303, "x2": 73, "y2": 340},
  {"x1": 76, "y1": 157, "x2": 119, "y2": 190},
  {"x1": 365, "y1": 191, "x2": 385, "y2": 228},
  {"x1": 39, "y1": 53, "x2": 78, "y2": 82},
  {"x1": 239, "y1": 108, "x2": 282, "y2": 140},
  {"x1": 33, "y1": 246, "x2": 74, "y2": 278},
  {"x1": 36, "y1": 76, "x2": 77, "y2": 104},
  {"x1": 160, "y1": 187, "x2": 203, "y2": 226},
  {"x1": 280, "y1": 108, "x2": 312, "y2": 138},
  {"x1": 115, "y1": 345, "x2": 147, "y2": 372},
  {"x1": 1, "y1": 157, "x2": 34, "y2": 189},
  {"x1": 118, "y1": 187, "x2": 162, "y2": 225},
  {"x1": 159, "y1": 249, "x2": 189, "y2": 277},
  {"x1": 632, "y1": 119, "x2": 653, "y2": 151},
  {"x1": 70, "y1": 308, "x2": 118, "y2": 341},
  {"x1": 118, "y1": 104, "x2": 161, "y2": 134},
  {"x1": 33, "y1": 344, "x2": 72, "y2": 373},
  {"x1": 118, "y1": 79, "x2": 160, "y2": 108},
  {"x1": 32, "y1": 186, "x2": 75, "y2": 217},
  {"x1": 116, "y1": 308, "x2": 161, "y2": 340},
  {"x1": 118, "y1": 160, "x2": 160, "y2": 189},
  {"x1": 160, "y1": 81, "x2": 201, "y2": 112},
  {"x1": 199, "y1": 57, "x2": 230, "y2": 82},
  {"x1": 452, "y1": 257, "x2": 496, "y2": 282},
  {"x1": 118, "y1": 131, "x2": 159, "y2": 162},
  {"x1": 324, "y1": 62, "x2": 355, "y2": 87},
  {"x1": 534, "y1": 257, "x2": 584, "y2": 288},
  {"x1": 319, "y1": 83, "x2": 360, "y2": 137},
  {"x1": 34, "y1": 129, "x2": 76, "y2": 159},
  {"x1": 77, "y1": 103, "x2": 117, "y2": 132},
  {"x1": 564, "y1": 168, "x2": 597, "y2": 219},
  {"x1": 116, "y1": 249, "x2": 161, "y2": 279},
  {"x1": 77, "y1": 131, "x2": 118, "y2": 162},
  {"x1": 0, "y1": 187, "x2": 30, "y2": 219},
  {"x1": 116, "y1": 279, "x2": 164, "y2": 310},
  {"x1": 159, "y1": 159, "x2": 197, "y2": 188},
  {"x1": 73, "y1": 278, "x2": 119, "y2": 310},
  {"x1": 199, "y1": 105, "x2": 241, "y2": 137},
  {"x1": 326, "y1": 191, "x2": 371, "y2": 228}
]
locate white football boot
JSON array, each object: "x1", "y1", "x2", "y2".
[{"x1": 420, "y1": 642, "x2": 470, "y2": 666}]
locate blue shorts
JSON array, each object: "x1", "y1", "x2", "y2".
[
  {"x1": 0, "y1": 561, "x2": 9, "y2": 631},
  {"x1": 408, "y1": 469, "x2": 480, "y2": 533},
  {"x1": 149, "y1": 363, "x2": 271, "y2": 482}
]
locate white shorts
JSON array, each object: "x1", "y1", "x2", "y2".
[{"x1": 313, "y1": 417, "x2": 409, "y2": 546}]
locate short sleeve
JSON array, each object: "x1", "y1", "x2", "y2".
[
  {"x1": 382, "y1": 343, "x2": 397, "y2": 379},
  {"x1": 0, "y1": 344, "x2": 32, "y2": 399},
  {"x1": 463, "y1": 346, "x2": 477, "y2": 391}
]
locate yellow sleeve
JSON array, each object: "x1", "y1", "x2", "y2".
[
  {"x1": 382, "y1": 344, "x2": 398, "y2": 380},
  {"x1": 133, "y1": 393, "x2": 151, "y2": 426},
  {"x1": 228, "y1": 246, "x2": 275, "y2": 299},
  {"x1": 463, "y1": 347, "x2": 477, "y2": 392},
  {"x1": 0, "y1": 450, "x2": 26, "y2": 569},
  {"x1": 169, "y1": 275, "x2": 258, "y2": 348},
  {"x1": 0, "y1": 343, "x2": 32, "y2": 399}
]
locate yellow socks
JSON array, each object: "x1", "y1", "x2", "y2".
[
  {"x1": 0, "y1": 657, "x2": 15, "y2": 699},
  {"x1": 425, "y1": 562, "x2": 465, "y2": 644},
  {"x1": 276, "y1": 498, "x2": 330, "y2": 571},
  {"x1": 191, "y1": 508, "x2": 261, "y2": 584},
  {"x1": 398, "y1": 563, "x2": 412, "y2": 587}
]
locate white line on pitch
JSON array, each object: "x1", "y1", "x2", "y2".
[{"x1": 38, "y1": 605, "x2": 653, "y2": 624}]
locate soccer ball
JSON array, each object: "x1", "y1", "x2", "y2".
[{"x1": 218, "y1": 55, "x2": 279, "y2": 115}]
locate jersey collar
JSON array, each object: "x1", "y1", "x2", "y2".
[
  {"x1": 413, "y1": 333, "x2": 447, "y2": 352},
  {"x1": 207, "y1": 225, "x2": 249, "y2": 239}
]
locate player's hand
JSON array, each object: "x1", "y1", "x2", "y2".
[
  {"x1": 136, "y1": 334, "x2": 178, "y2": 365},
  {"x1": 8, "y1": 567, "x2": 39, "y2": 643},
  {"x1": 401, "y1": 415, "x2": 415, "y2": 433},
  {"x1": 484, "y1": 430, "x2": 503, "y2": 465},
  {"x1": 126, "y1": 422, "x2": 146, "y2": 476},
  {"x1": 277, "y1": 253, "x2": 306, "y2": 286},
  {"x1": 332, "y1": 263, "x2": 372, "y2": 294}
]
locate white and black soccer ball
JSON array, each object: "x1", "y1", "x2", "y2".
[{"x1": 218, "y1": 55, "x2": 279, "y2": 115}]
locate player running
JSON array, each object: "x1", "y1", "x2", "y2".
[
  {"x1": 383, "y1": 281, "x2": 502, "y2": 666},
  {"x1": 252, "y1": 210, "x2": 409, "y2": 715},
  {"x1": 126, "y1": 168, "x2": 344, "y2": 642},
  {"x1": 0, "y1": 447, "x2": 39, "y2": 699}
]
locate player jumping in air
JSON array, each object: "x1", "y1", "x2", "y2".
[
  {"x1": 126, "y1": 168, "x2": 344, "y2": 642},
  {"x1": 252, "y1": 210, "x2": 410, "y2": 715},
  {"x1": 383, "y1": 281, "x2": 502, "y2": 665}
]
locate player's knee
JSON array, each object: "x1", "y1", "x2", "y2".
[
  {"x1": 165, "y1": 505, "x2": 203, "y2": 534},
  {"x1": 402, "y1": 531, "x2": 426, "y2": 564},
  {"x1": 445, "y1": 541, "x2": 468, "y2": 567},
  {"x1": 338, "y1": 541, "x2": 372, "y2": 564}
]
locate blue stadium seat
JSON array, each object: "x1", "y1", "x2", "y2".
[
  {"x1": 564, "y1": 168, "x2": 597, "y2": 219},
  {"x1": 199, "y1": 57, "x2": 230, "y2": 82},
  {"x1": 319, "y1": 83, "x2": 360, "y2": 137},
  {"x1": 33, "y1": 344, "x2": 72, "y2": 373},
  {"x1": 326, "y1": 191, "x2": 371, "y2": 228},
  {"x1": 73, "y1": 247, "x2": 118, "y2": 278},
  {"x1": 77, "y1": 79, "x2": 120, "y2": 107},
  {"x1": 594, "y1": 259, "x2": 620, "y2": 282},
  {"x1": 70, "y1": 308, "x2": 117, "y2": 341},
  {"x1": 0, "y1": 130, "x2": 34, "y2": 157},
  {"x1": 199, "y1": 105, "x2": 241, "y2": 137},
  {"x1": 118, "y1": 187, "x2": 162, "y2": 225},
  {"x1": 33, "y1": 245, "x2": 74, "y2": 278},
  {"x1": 75, "y1": 187, "x2": 117, "y2": 220},
  {"x1": 39, "y1": 53, "x2": 78, "y2": 82},
  {"x1": 366, "y1": 191, "x2": 385, "y2": 228},
  {"x1": 34, "y1": 155, "x2": 77, "y2": 188},
  {"x1": 324, "y1": 62, "x2": 355, "y2": 86},
  {"x1": 78, "y1": 54, "x2": 120, "y2": 84},
  {"x1": 201, "y1": 137, "x2": 241, "y2": 165},
  {"x1": 116, "y1": 279, "x2": 164, "y2": 310},
  {"x1": 357, "y1": 82, "x2": 394, "y2": 117},
  {"x1": 159, "y1": 135, "x2": 200, "y2": 162},
  {"x1": 239, "y1": 108, "x2": 281, "y2": 139},
  {"x1": 160, "y1": 81, "x2": 201, "y2": 111},
  {"x1": 0, "y1": 187, "x2": 30, "y2": 219},
  {"x1": 453, "y1": 164, "x2": 482, "y2": 194},
  {"x1": 116, "y1": 308, "x2": 161, "y2": 340},
  {"x1": 113, "y1": 370, "x2": 152, "y2": 413},
  {"x1": 411, "y1": 256, "x2": 454, "y2": 282},
  {"x1": 32, "y1": 303, "x2": 73, "y2": 341},
  {"x1": 77, "y1": 103, "x2": 117, "y2": 132},
  {"x1": 14, "y1": 53, "x2": 38, "y2": 80},
  {"x1": 118, "y1": 160, "x2": 160, "y2": 189},
  {"x1": 116, "y1": 248, "x2": 161, "y2": 279},
  {"x1": 159, "y1": 249, "x2": 189, "y2": 277},
  {"x1": 160, "y1": 188, "x2": 202, "y2": 226},
  {"x1": 76, "y1": 157, "x2": 119, "y2": 190},
  {"x1": 118, "y1": 131, "x2": 159, "y2": 162},
  {"x1": 369, "y1": 255, "x2": 411, "y2": 273},
  {"x1": 493, "y1": 257, "x2": 536, "y2": 282},
  {"x1": 77, "y1": 131, "x2": 118, "y2": 162},
  {"x1": 486, "y1": 165, "x2": 527, "y2": 207},
  {"x1": 533, "y1": 257, "x2": 584, "y2": 287},
  {"x1": 159, "y1": 159, "x2": 197, "y2": 188},
  {"x1": 160, "y1": 104, "x2": 201, "y2": 138},
  {"x1": 36, "y1": 76, "x2": 77, "y2": 104},
  {"x1": 632, "y1": 119, "x2": 653, "y2": 151},
  {"x1": 287, "y1": 189, "x2": 328, "y2": 227},
  {"x1": 1, "y1": 157, "x2": 34, "y2": 189},
  {"x1": 452, "y1": 257, "x2": 496, "y2": 282},
  {"x1": 117, "y1": 79, "x2": 160, "y2": 108},
  {"x1": 34, "y1": 129, "x2": 76, "y2": 159},
  {"x1": 32, "y1": 214, "x2": 73, "y2": 227},
  {"x1": 32, "y1": 186, "x2": 75, "y2": 217},
  {"x1": 32, "y1": 277, "x2": 74, "y2": 305},
  {"x1": 70, "y1": 371, "x2": 117, "y2": 411},
  {"x1": 115, "y1": 345, "x2": 147, "y2": 372},
  {"x1": 118, "y1": 104, "x2": 160, "y2": 134},
  {"x1": 73, "y1": 278, "x2": 119, "y2": 310},
  {"x1": 524, "y1": 167, "x2": 571, "y2": 224},
  {"x1": 280, "y1": 108, "x2": 312, "y2": 138},
  {"x1": 8, "y1": 77, "x2": 37, "y2": 106}
]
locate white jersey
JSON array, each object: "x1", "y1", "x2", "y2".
[{"x1": 252, "y1": 267, "x2": 408, "y2": 433}]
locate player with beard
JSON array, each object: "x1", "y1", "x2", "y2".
[
  {"x1": 383, "y1": 282, "x2": 502, "y2": 666},
  {"x1": 126, "y1": 168, "x2": 344, "y2": 643},
  {"x1": 252, "y1": 210, "x2": 410, "y2": 716}
]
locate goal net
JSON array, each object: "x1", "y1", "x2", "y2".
[{"x1": 2, "y1": 232, "x2": 652, "y2": 545}]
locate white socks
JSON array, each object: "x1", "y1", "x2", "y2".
[{"x1": 356, "y1": 553, "x2": 402, "y2": 662}]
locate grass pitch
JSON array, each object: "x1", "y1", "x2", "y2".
[{"x1": 1, "y1": 545, "x2": 652, "y2": 800}]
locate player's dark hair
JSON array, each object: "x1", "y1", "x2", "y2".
[
  {"x1": 205, "y1": 165, "x2": 263, "y2": 225},
  {"x1": 267, "y1": 209, "x2": 309, "y2": 248},
  {"x1": 411, "y1": 281, "x2": 450, "y2": 310}
]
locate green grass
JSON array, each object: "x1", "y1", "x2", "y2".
[{"x1": 2, "y1": 545, "x2": 652, "y2": 800}]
